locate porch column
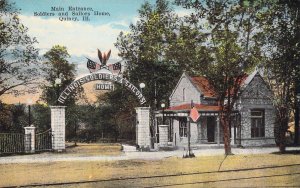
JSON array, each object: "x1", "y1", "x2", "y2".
[{"x1": 216, "y1": 117, "x2": 220, "y2": 146}]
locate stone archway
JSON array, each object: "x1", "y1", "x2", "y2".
[
  {"x1": 57, "y1": 71, "x2": 146, "y2": 105},
  {"x1": 50, "y1": 71, "x2": 151, "y2": 152}
]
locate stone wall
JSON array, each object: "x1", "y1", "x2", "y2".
[
  {"x1": 172, "y1": 118, "x2": 198, "y2": 147},
  {"x1": 240, "y1": 74, "x2": 276, "y2": 146}
]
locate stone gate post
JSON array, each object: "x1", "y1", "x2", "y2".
[
  {"x1": 159, "y1": 125, "x2": 168, "y2": 147},
  {"x1": 135, "y1": 107, "x2": 151, "y2": 150},
  {"x1": 24, "y1": 125, "x2": 35, "y2": 153},
  {"x1": 50, "y1": 106, "x2": 66, "y2": 152}
]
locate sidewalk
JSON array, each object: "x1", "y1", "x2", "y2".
[{"x1": 0, "y1": 146, "x2": 299, "y2": 164}]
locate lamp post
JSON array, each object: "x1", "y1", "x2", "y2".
[
  {"x1": 55, "y1": 78, "x2": 62, "y2": 105},
  {"x1": 295, "y1": 93, "x2": 300, "y2": 145},
  {"x1": 27, "y1": 99, "x2": 32, "y2": 126},
  {"x1": 161, "y1": 103, "x2": 165, "y2": 125},
  {"x1": 139, "y1": 82, "x2": 145, "y2": 94}
]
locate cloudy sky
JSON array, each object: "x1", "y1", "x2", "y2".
[
  {"x1": 13, "y1": 0, "x2": 161, "y2": 76},
  {"x1": 2, "y1": 0, "x2": 190, "y2": 104}
]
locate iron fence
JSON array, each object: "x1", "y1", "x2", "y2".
[
  {"x1": 0, "y1": 133, "x2": 26, "y2": 154},
  {"x1": 35, "y1": 129, "x2": 52, "y2": 151}
]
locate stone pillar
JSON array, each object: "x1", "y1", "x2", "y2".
[
  {"x1": 50, "y1": 106, "x2": 66, "y2": 152},
  {"x1": 216, "y1": 117, "x2": 220, "y2": 146},
  {"x1": 159, "y1": 125, "x2": 168, "y2": 147},
  {"x1": 24, "y1": 125, "x2": 35, "y2": 153},
  {"x1": 135, "y1": 107, "x2": 151, "y2": 150}
]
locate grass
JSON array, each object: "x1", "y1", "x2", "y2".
[
  {"x1": 63, "y1": 142, "x2": 122, "y2": 156},
  {"x1": 0, "y1": 144, "x2": 300, "y2": 187}
]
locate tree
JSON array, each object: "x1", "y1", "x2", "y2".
[
  {"x1": 258, "y1": 0, "x2": 300, "y2": 152},
  {"x1": 0, "y1": 0, "x2": 40, "y2": 97},
  {"x1": 40, "y1": 45, "x2": 76, "y2": 105},
  {"x1": 175, "y1": 0, "x2": 262, "y2": 154},
  {"x1": 115, "y1": 0, "x2": 195, "y2": 110},
  {"x1": 40, "y1": 45, "x2": 84, "y2": 142}
]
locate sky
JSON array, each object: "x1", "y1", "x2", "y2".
[
  {"x1": 12, "y1": 0, "x2": 157, "y2": 75},
  {"x1": 2, "y1": 0, "x2": 191, "y2": 104}
]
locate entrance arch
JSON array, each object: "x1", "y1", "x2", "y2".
[
  {"x1": 57, "y1": 71, "x2": 146, "y2": 105},
  {"x1": 50, "y1": 70, "x2": 151, "y2": 152}
]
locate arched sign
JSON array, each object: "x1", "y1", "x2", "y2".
[{"x1": 58, "y1": 72, "x2": 146, "y2": 105}]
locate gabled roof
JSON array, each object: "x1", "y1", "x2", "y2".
[
  {"x1": 191, "y1": 76, "x2": 216, "y2": 97},
  {"x1": 169, "y1": 70, "x2": 264, "y2": 101},
  {"x1": 166, "y1": 103, "x2": 220, "y2": 112}
]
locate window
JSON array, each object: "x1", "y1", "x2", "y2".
[
  {"x1": 179, "y1": 118, "x2": 187, "y2": 137},
  {"x1": 251, "y1": 110, "x2": 265, "y2": 138},
  {"x1": 183, "y1": 88, "x2": 186, "y2": 101}
]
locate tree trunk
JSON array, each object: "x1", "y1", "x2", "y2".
[
  {"x1": 279, "y1": 126, "x2": 286, "y2": 153},
  {"x1": 220, "y1": 113, "x2": 232, "y2": 155},
  {"x1": 277, "y1": 108, "x2": 289, "y2": 153}
]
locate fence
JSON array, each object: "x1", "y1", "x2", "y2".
[
  {"x1": 0, "y1": 133, "x2": 31, "y2": 154},
  {"x1": 35, "y1": 129, "x2": 52, "y2": 151}
]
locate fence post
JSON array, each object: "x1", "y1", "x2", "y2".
[
  {"x1": 50, "y1": 106, "x2": 66, "y2": 152},
  {"x1": 24, "y1": 125, "x2": 35, "y2": 153}
]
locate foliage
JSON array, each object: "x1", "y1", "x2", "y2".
[
  {"x1": 40, "y1": 45, "x2": 77, "y2": 105},
  {"x1": 258, "y1": 0, "x2": 300, "y2": 152},
  {"x1": 0, "y1": 102, "x2": 28, "y2": 132},
  {"x1": 115, "y1": 0, "x2": 203, "y2": 109},
  {"x1": 175, "y1": 0, "x2": 263, "y2": 154},
  {"x1": 0, "y1": 0, "x2": 40, "y2": 97}
]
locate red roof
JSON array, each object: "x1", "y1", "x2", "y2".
[
  {"x1": 191, "y1": 76, "x2": 216, "y2": 97},
  {"x1": 191, "y1": 74, "x2": 248, "y2": 97},
  {"x1": 166, "y1": 103, "x2": 221, "y2": 112}
]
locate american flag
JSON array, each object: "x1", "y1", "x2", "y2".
[
  {"x1": 108, "y1": 61, "x2": 122, "y2": 75},
  {"x1": 113, "y1": 62, "x2": 122, "y2": 70},
  {"x1": 87, "y1": 58, "x2": 101, "y2": 73}
]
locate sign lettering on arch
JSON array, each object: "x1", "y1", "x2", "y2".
[{"x1": 58, "y1": 73, "x2": 146, "y2": 105}]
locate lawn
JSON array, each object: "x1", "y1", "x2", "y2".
[
  {"x1": 64, "y1": 142, "x2": 122, "y2": 156},
  {"x1": 0, "y1": 144, "x2": 300, "y2": 187}
]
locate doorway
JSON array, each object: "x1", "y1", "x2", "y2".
[{"x1": 207, "y1": 117, "x2": 215, "y2": 142}]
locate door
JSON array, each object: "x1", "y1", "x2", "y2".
[{"x1": 207, "y1": 117, "x2": 215, "y2": 142}]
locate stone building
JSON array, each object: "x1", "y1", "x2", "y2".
[{"x1": 155, "y1": 70, "x2": 276, "y2": 148}]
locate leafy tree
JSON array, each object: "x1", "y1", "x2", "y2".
[
  {"x1": 115, "y1": 0, "x2": 194, "y2": 109},
  {"x1": 40, "y1": 45, "x2": 85, "y2": 141},
  {"x1": 31, "y1": 103, "x2": 51, "y2": 131},
  {"x1": 175, "y1": 0, "x2": 262, "y2": 154},
  {"x1": 40, "y1": 45, "x2": 76, "y2": 105},
  {"x1": 0, "y1": 102, "x2": 28, "y2": 133},
  {"x1": 0, "y1": 0, "x2": 40, "y2": 97},
  {"x1": 258, "y1": 0, "x2": 300, "y2": 152}
]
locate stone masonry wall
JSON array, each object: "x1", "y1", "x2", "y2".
[
  {"x1": 159, "y1": 125, "x2": 169, "y2": 147},
  {"x1": 50, "y1": 106, "x2": 66, "y2": 151},
  {"x1": 135, "y1": 107, "x2": 151, "y2": 149},
  {"x1": 240, "y1": 74, "x2": 276, "y2": 146}
]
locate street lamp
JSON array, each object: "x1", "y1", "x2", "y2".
[
  {"x1": 55, "y1": 78, "x2": 62, "y2": 105},
  {"x1": 139, "y1": 82, "x2": 145, "y2": 94},
  {"x1": 27, "y1": 99, "x2": 33, "y2": 126},
  {"x1": 161, "y1": 103, "x2": 165, "y2": 125}
]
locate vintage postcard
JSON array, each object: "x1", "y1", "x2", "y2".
[{"x1": 0, "y1": 0, "x2": 300, "y2": 187}]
